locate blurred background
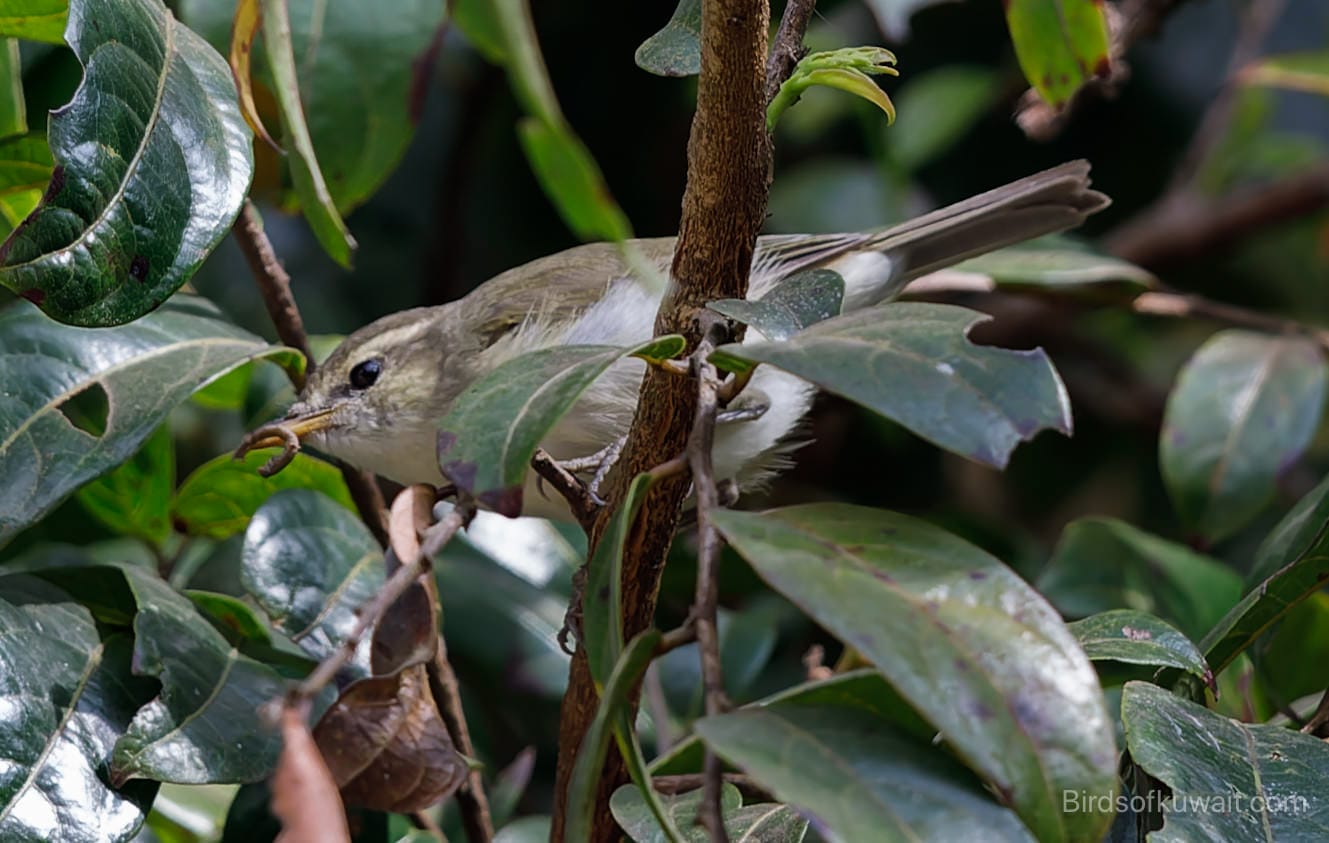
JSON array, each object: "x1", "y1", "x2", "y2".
[{"x1": 13, "y1": 0, "x2": 1329, "y2": 823}]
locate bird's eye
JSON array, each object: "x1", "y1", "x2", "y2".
[{"x1": 349, "y1": 359, "x2": 382, "y2": 390}]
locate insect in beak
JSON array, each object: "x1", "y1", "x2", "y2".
[{"x1": 234, "y1": 405, "x2": 339, "y2": 477}]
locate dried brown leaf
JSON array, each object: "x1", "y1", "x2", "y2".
[{"x1": 273, "y1": 706, "x2": 351, "y2": 843}]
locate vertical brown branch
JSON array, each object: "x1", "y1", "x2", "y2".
[{"x1": 549, "y1": 0, "x2": 785, "y2": 839}]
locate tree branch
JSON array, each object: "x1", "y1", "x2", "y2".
[
  {"x1": 1106, "y1": 166, "x2": 1329, "y2": 269},
  {"x1": 764, "y1": 0, "x2": 817, "y2": 104},
  {"x1": 231, "y1": 201, "x2": 390, "y2": 547},
  {"x1": 550, "y1": 0, "x2": 801, "y2": 839}
]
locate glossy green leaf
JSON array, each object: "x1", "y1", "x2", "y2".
[
  {"x1": 0, "y1": 575, "x2": 156, "y2": 843},
  {"x1": 1122, "y1": 681, "x2": 1329, "y2": 839},
  {"x1": 611, "y1": 783, "x2": 809, "y2": 843},
  {"x1": 437, "y1": 336, "x2": 683, "y2": 516},
  {"x1": 74, "y1": 423, "x2": 173, "y2": 545},
  {"x1": 111, "y1": 568, "x2": 285, "y2": 784},
  {"x1": 696, "y1": 704, "x2": 1034, "y2": 843},
  {"x1": 0, "y1": 134, "x2": 53, "y2": 241},
  {"x1": 1037, "y1": 517, "x2": 1242, "y2": 641},
  {"x1": 889, "y1": 65, "x2": 998, "y2": 171},
  {"x1": 0, "y1": 0, "x2": 254, "y2": 325},
  {"x1": 584, "y1": 473, "x2": 653, "y2": 687},
  {"x1": 241, "y1": 489, "x2": 382, "y2": 671},
  {"x1": 172, "y1": 449, "x2": 354, "y2": 540},
  {"x1": 1068, "y1": 609, "x2": 1212, "y2": 688},
  {"x1": 1161, "y1": 330, "x2": 1327, "y2": 543},
  {"x1": 711, "y1": 302, "x2": 1072, "y2": 468},
  {"x1": 1202, "y1": 472, "x2": 1329, "y2": 676},
  {"x1": 0, "y1": 296, "x2": 302, "y2": 546},
  {"x1": 565, "y1": 629, "x2": 661, "y2": 843},
  {"x1": 1242, "y1": 51, "x2": 1329, "y2": 98},
  {"x1": 946, "y1": 242, "x2": 1155, "y2": 299},
  {"x1": 1004, "y1": 0, "x2": 1110, "y2": 108},
  {"x1": 709, "y1": 269, "x2": 846, "y2": 342},
  {"x1": 712, "y1": 504, "x2": 1116, "y2": 843},
  {"x1": 188, "y1": 590, "x2": 272, "y2": 647},
  {"x1": 634, "y1": 0, "x2": 699, "y2": 77},
  {"x1": 863, "y1": 0, "x2": 962, "y2": 39},
  {"x1": 0, "y1": 0, "x2": 67, "y2": 44},
  {"x1": 651, "y1": 669, "x2": 936, "y2": 777}
]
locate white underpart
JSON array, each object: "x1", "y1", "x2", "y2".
[
  {"x1": 513, "y1": 276, "x2": 817, "y2": 520},
  {"x1": 822, "y1": 250, "x2": 895, "y2": 310}
]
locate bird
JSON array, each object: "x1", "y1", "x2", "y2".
[{"x1": 240, "y1": 161, "x2": 1108, "y2": 520}]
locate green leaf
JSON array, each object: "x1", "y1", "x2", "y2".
[
  {"x1": 656, "y1": 606, "x2": 780, "y2": 718},
  {"x1": 181, "y1": 0, "x2": 445, "y2": 218},
  {"x1": 453, "y1": 0, "x2": 505, "y2": 61},
  {"x1": 889, "y1": 65, "x2": 998, "y2": 171},
  {"x1": 712, "y1": 504, "x2": 1117, "y2": 843},
  {"x1": 1122, "y1": 681, "x2": 1329, "y2": 840},
  {"x1": 76, "y1": 423, "x2": 174, "y2": 545},
  {"x1": 634, "y1": 0, "x2": 699, "y2": 77},
  {"x1": 0, "y1": 575, "x2": 156, "y2": 843},
  {"x1": 1067, "y1": 609, "x2": 1212, "y2": 688},
  {"x1": 241, "y1": 489, "x2": 382, "y2": 672},
  {"x1": 947, "y1": 242, "x2": 1156, "y2": 299},
  {"x1": 584, "y1": 473, "x2": 653, "y2": 687},
  {"x1": 0, "y1": 37, "x2": 23, "y2": 137},
  {"x1": 1202, "y1": 472, "x2": 1329, "y2": 676},
  {"x1": 565, "y1": 629, "x2": 662, "y2": 843},
  {"x1": 650, "y1": 669, "x2": 937, "y2": 777},
  {"x1": 0, "y1": 0, "x2": 68, "y2": 43},
  {"x1": 711, "y1": 302, "x2": 1071, "y2": 469},
  {"x1": 1242, "y1": 51, "x2": 1329, "y2": 98},
  {"x1": 0, "y1": 296, "x2": 302, "y2": 546},
  {"x1": 1161, "y1": 330, "x2": 1327, "y2": 543},
  {"x1": 1036, "y1": 517, "x2": 1243, "y2": 641},
  {"x1": 768, "y1": 48, "x2": 899, "y2": 132},
  {"x1": 709, "y1": 269, "x2": 845, "y2": 342},
  {"x1": 611, "y1": 783, "x2": 809, "y2": 843},
  {"x1": 695, "y1": 704, "x2": 1033, "y2": 843},
  {"x1": 516, "y1": 118, "x2": 632, "y2": 243},
  {"x1": 437, "y1": 337, "x2": 683, "y2": 516},
  {"x1": 0, "y1": 0, "x2": 255, "y2": 325},
  {"x1": 493, "y1": 817, "x2": 552, "y2": 843},
  {"x1": 172, "y1": 449, "x2": 354, "y2": 540},
  {"x1": 491, "y1": 0, "x2": 632, "y2": 243},
  {"x1": 0, "y1": 134, "x2": 53, "y2": 240},
  {"x1": 111, "y1": 568, "x2": 285, "y2": 784},
  {"x1": 259, "y1": 0, "x2": 354, "y2": 267},
  {"x1": 1004, "y1": 0, "x2": 1111, "y2": 108}
]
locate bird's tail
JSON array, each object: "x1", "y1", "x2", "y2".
[{"x1": 828, "y1": 160, "x2": 1110, "y2": 309}]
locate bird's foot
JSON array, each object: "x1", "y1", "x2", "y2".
[
  {"x1": 557, "y1": 435, "x2": 628, "y2": 505},
  {"x1": 717, "y1": 403, "x2": 768, "y2": 424}
]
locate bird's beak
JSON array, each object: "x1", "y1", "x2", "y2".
[
  {"x1": 234, "y1": 405, "x2": 339, "y2": 477},
  {"x1": 244, "y1": 406, "x2": 339, "y2": 448}
]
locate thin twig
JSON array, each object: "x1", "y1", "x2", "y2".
[
  {"x1": 1133, "y1": 290, "x2": 1329, "y2": 350},
  {"x1": 289, "y1": 505, "x2": 472, "y2": 703},
  {"x1": 1107, "y1": 165, "x2": 1329, "y2": 270},
  {"x1": 686, "y1": 332, "x2": 732, "y2": 843},
  {"x1": 428, "y1": 635, "x2": 493, "y2": 842},
  {"x1": 233, "y1": 201, "x2": 313, "y2": 384},
  {"x1": 764, "y1": 0, "x2": 817, "y2": 105},
  {"x1": 653, "y1": 773, "x2": 775, "y2": 803},
  {"x1": 531, "y1": 448, "x2": 599, "y2": 532},
  {"x1": 1300, "y1": 687, "x2": 1329, "y2": 735},
  {"x1": 232, "y1": 200, "x2": 390, "y2": 547}
]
